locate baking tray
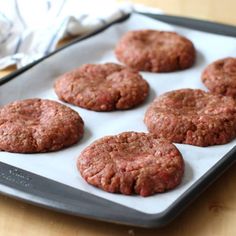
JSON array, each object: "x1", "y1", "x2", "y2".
[{"x1": 0, "y1": 12, "x2": 236, "y2": 228}]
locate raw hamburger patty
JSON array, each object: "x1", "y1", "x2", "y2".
[
  {"x1": 77, "y1": 132, "x2": 184, "y2": 197},
  {"x1": 54, "y1": 63, "x2": 149, "y2": 111},
  {"x1": 115, "y1": 30, "x2": 195, "y2": 72},
  {"x1": 0, "y1": 99, "x2": 84, "y2": 153},
  {"x1": 202, "y1": 57, "x2": 236, "y2": 98},
  {"x1": 144, "y1": 89, "x2": 236, "y2": 147}
]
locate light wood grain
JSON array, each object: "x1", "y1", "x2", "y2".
[
  {"x1": 132, "y1": 0, "x2": 236, "y2": 25},
  {"x1": 1, "y1": 1, "x2": 236, "y2": 235}
]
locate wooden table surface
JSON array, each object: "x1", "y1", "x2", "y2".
[{"x1": 0, "y1": 0, "x2": 236, "y2": 235}]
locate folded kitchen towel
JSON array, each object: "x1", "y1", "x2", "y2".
[{"x1": 0, "y1": 0, "x2": 162, "y2": 70}]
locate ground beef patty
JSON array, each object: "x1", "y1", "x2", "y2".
[
  {"x1": 54, "y1": 63, "x2": 149, "y2": 111},
  {"x1": 115, "y1": 30, "x2": 195, "y2": 72},
  {"x1": 0, "y1": 99, "x2": 84, "y2": 153},
  {"x1": 77, "y1": 132, "x2": 184, "y2": 197},
  {"x1": 144, "y1": 89, "x2": 236, "y2": 147},
  {"x1": 202, "y1": 57, "x2": 236, "y2": 98}
]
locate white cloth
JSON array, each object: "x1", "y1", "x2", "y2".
[{"x1": 0, "y1": 0, "x2": 132, "y2": 69}]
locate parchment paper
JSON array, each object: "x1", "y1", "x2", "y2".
[{"x1": 0, "y1": 13, "x2": 236, "y2": 214}]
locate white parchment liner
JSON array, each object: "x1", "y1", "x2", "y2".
[{"x1": 0, "y1": 14, "x2": 236, "y2": 214}]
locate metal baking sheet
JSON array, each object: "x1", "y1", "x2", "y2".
[{"x1": 0, "y1": 12, "x2": 236, "y2": 228}]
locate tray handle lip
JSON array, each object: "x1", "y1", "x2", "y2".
[{"x1": 140, "y1": 12, "x2": 236, "y2": 37}]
